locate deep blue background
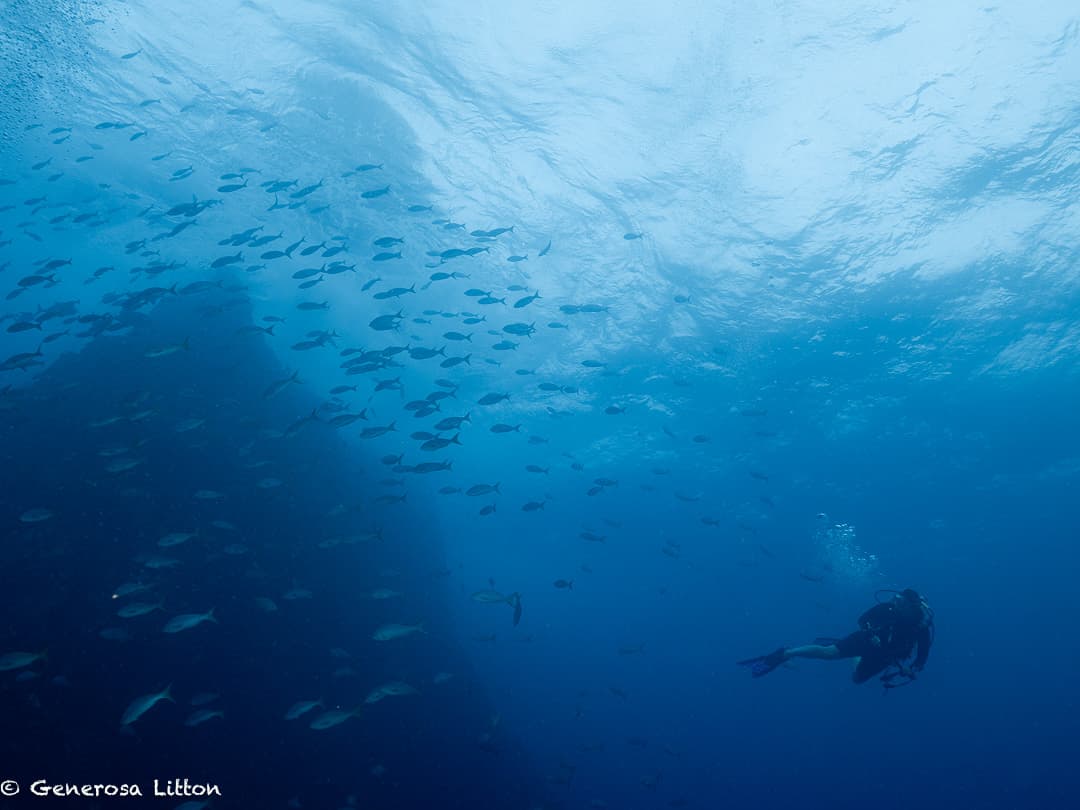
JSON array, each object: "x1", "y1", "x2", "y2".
[{"x1": 2, "y1": 2, "x2": 1080, "y2": 809}]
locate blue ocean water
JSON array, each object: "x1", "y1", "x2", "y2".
[{"x1": 2, "y1": 2, "x2": 1079, "y2": 808}]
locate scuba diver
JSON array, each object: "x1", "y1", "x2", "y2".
[{"x1": 738, "y1": 588, "x2": 934, "y2": 688}]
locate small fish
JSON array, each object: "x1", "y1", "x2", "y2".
[
  {"x1": 309, "y1": 706, "x2": 362, "y2": 730},
  {"x1": 285, "y1": 699, "x2": 324, "y2": 720},
  {"x1": 184, "y1": 709, "x2": 224, "y2": 727},
  {"x1": 513, "y1": 292, "x2": 541, "y2": 308},
  {"x1": 328, "y1": 412, "x2": 368, "y2": 428},
  {"x1": 144, "y1": 337, "x2": 190, "y2": 358},
  {"x1": 290, "y1": 180, "x2": 324, "y2": 199},
  {"x1": 440, "y1": 354, "x2": 471, "y2": 368},
  {"x1": 502, "y1": 324, "x2": 534, "y2": 339},
  {"x1": 373, "y1": 285, "x2": 416, "y2": 300},
  {"x1": 18, "y1": 272, "x2": 56, "y2": 287},
  {"x1": 361, "y1": 186, "x2": 391, "y2": 199},
  {"x1": 112, "y1": 582, "x2": 153, "y2": 599},
  {"x1": 211, "y1": 252, "x2": 243, "y2": 269},
  {"x1": 365, "y1": 681, "x2": 419, "y2": 704},
  {"x1": 254, "y1": 598, "x2": 278, "y2": 613},
  {"x1": 163, "y1": 610, "x2": 217, "y2": 634},
  {"x1": 409, "y1": 345, "x2": 444, "y2": 360},
  {"x1": 369, "y1": 589, "x2": 401, "y2": 601},
  {"x1": 359, "y1": 422, "x2": 396, "y2": 439},
  {"x1": 121, "y1": 685, "x2": 173, "y2": 726},
  {"x1": 158, "y1": 531, "x2": 197, "y2": 547},
  {"x1": 7, "y1": 321, "x2": 43, "y2": 334},
  {"x1": 19, "y1": 508, "x2": 54, "y2": 523},
  {"x1": 0, "y1": 650, "x2": 46, "y2": 671},
  {"x1": 368, "y1": 313, "x2": 403, "y2": 331},
  {"x1": 421, "y1": 434, "x2": 461, "y2": 451},
  {"x1": 553, "y1": 579, "x2": 573, "y2": 590},
  {"x1": 263, "y1": 370, "x2": 300, "y2": 399},
  {"x1": 104, "y1": 457, "x2": 142, "y2": 474},
  {"x1": 471, "y1": 590, "x2": 516, "y2": 604},
  {"x1": 372, "y1": 622, "x2": 425, "y2": 642},
  {"x1": 434, "y1": 414, "x2": 470, "y2": 431}
]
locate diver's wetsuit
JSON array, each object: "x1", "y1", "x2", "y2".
[{"x1": 835, "y1": 598, "x2": 932, "y2": 683}]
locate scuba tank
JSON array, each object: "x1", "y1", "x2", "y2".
[{"x1": 873, "y1": 589, "x2": 935, "y2": 692}]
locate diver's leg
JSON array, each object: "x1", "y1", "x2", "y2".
[
  {"x1": 738, "y1": 631, "x2": 868, "y2": 678},
  {"x1": 784, "y1": 643, "x2": 842, "y2": 661},
  {"x1": 852, "y1": 654, "x2": 888, "y2": 684}
]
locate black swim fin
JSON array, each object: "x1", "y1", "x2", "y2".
[{"x1": 737, "y1": 647, "x2": 787, "y2": 678}]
